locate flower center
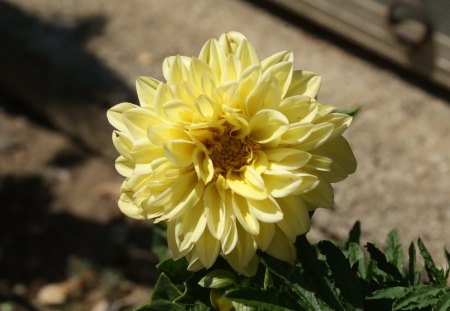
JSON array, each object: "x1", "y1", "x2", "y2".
[{"x1": 209, "y1": 129, "x2": 259, "y2": 174}]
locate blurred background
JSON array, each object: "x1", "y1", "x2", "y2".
[{"x1": 0, "y1": 0, "x2": 449, "y2": 309}]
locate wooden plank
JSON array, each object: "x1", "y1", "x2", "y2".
[{"x1": 268, "y1": 0, "x2": 450, "y2": 89}]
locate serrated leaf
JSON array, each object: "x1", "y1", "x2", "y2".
[
  {"x1": 432, "y1": 291, "x2": 450, "y2": 311},
  {"x1": 225, "y1": 288, "x2": 300, "y2": 311},
  {"x1": 150, "y1": 273, "x2": 183, "y2": 302},
  {"x1": 134, "y1": 300, "x2": 186, "y2": 311},
  {"x1": 347, "y1": 242, "x2": 367, "y2": 279},
  {"x1": 198, "y1": 269, "x2": 237, "y2": 289},
  {"x1": 346, "y1": 221, "x2": 361, "y2": 247},
  {"x1": 418, "y1": 238, "x2": 446, "y2": 285},
  {"x1": 332, "y1": 107, "x2": 361, "y2": 117},
  {"x1": 157, "y1": 258, "x2": 192, "y2": 284},
  {"x1": 367, "y1": 286, "x2": 409, "y2": 300},
  {"x1": 296, "y1": 236, "x2": 346, "y2": 311},
  {"x1": 366, "y1": 243, "x2": 405, "y2": 283},
  {"x1": 259, "y1": 254, "x2": 332, "y2": 311},
  {"x1": 318, "y1": 241, "x2": 365, "y2": 309},
  {"x1": 393, "y1": 285, "x2": 447, "y2": 311},
  {"x1": 385, "y1": 229, "x2": 404, "y2": 276},
  {"x1": 408, "y1": 242, "x2": 420, "y2": 285}
]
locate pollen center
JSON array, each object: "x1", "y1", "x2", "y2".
[{"x1": 209, "y1": 130, "x2": 259, "y2": 174}]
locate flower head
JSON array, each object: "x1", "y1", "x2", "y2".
[{"x1": 107, "y1": 32, "x2": 356, "y2": 276}]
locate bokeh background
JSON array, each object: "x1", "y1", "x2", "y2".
[{"x1": 0, "y1": 0, "x2": 449, "y2": 310}]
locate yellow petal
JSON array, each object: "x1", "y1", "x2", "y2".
[
  {"x1": 277, "y1": 196, "x2": 310, "y2": 242},
  {"x1": 296, "y1": 123, "x2": 334, "y2": 151},
  {"x1": 226, "y1": 168, "x2": 267, "y2": 200},
  {"x1": 136, "y1": 77, "x2": 160, "y2": 108},
  {"x1": 225, "y1": 224, "x2": 257, "y2": 268},
  {"x1": 278, "y1": 95, "x2": 312, "y2": 123},
  {"x1": 302, "y1": 177, "x2": 334, "y2": 208},
  {"x1": 163, "y1": 139, "x2": 196, "y2": 168},
  {"x1": 194, "y1": 230, "x2": 221, "y2": 269},
  {"x1": 236, "y1": 39, "x2": 260, "y2": 70},
  {"x1": 179, "y1": 201, "x2": 207, "y2": 252},
  {"x1": 249, "y1": 109, "x2": 289, "y2": 144},
  {"x1": 285, "y1": 70, "x2": 322, "y2": 98},
  {"x1": 219, "y1": 31, "x2": 247, "y2": 55},
  {"x1": 265, "y1": 148, "x2": 311, "y2": 170},
  {"x1": 190, "y1": 57, "x2": 218, "y2": 89},
  {"x1": 204, "y1": 184, "x2": 226, "y2": 239},
  {"x1": 194, "y1": 95, "x2": 215, "y2": 119},
  {"x1": 221, "y1": 55, "x2": 241, "y2": 83},
  {"x1": 112, "y1": 131, "x2": 133, "y2": 159},
  {"x1": 162, "y1": 55, "x2": 190, "y2": 84},
  {"x1": 262, "y1": 170, "x2": 302, "y2": 198},
  {"x1": 107, "y1": 102, "x2": 136, "y2": 133},
  {"x1": 247, "y1": 196, "x2": 283, "y2": 222},
  {"x1": 122, "y1": 107, "x2": 161, "y2": 139},
  {"x1": 118, "y1": 191, "x2": 145, "y2": 219},
  {"x1": 167, "y1": 221, "x2": 189, "y2": 260},
  {"x1": 162, "y1": 100, "x2": 194, "y2": 123},
  {"x1": 238, "y1": 64, "x2": 261, "y2": 100},
  {"x1": 232, "y1": 194, "x2": 260, "y2": 235},
  {"x1": 261, "y1": 51, "x2": 293, "y2": 71},
  {"x1": 261, "y1": 61, "x2": 293, "y2": 98},
  {"x1": 245, "y1": 76, "x2": 282, "y2": 116},
  {"x1": 199, "y1": 38, "x2": 226, "y2": 81},
  {"x1": 115, "y1": 155, "x2": 134, "y2": 177},
  {"x1": 281, "y1": 123, "x2": 314, "y2": 144},
  {"x1": 148, "y1": 124, "x2": 189, "y2": 145},
  {"x1": 221, "y1": 214, "x2": 238, "y2": 255},
  {"x1": 254, "y1": 222, "x2": 275, "y2": 251},
  {"x1": 265, "y1": 227, "x2": 296, "y2": 263}
]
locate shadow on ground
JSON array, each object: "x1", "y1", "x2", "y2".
[{"x1": 0, "y1": 174, "x2": 157, "y2": 287}]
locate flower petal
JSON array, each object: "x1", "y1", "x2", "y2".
[
  {"x1": 136, "y1": 76, "x2": 160, "y2": 108},
  {"x1": 232, "y1": 194, "x2": 260, "y2": 235},
  {"x1": 163, "y1": 139, "x2": 196, "y2": 167},
  {"x1": 204, "y1": 184, "x2": 226, "y2": 239},
  {"x1": 277, "y1": 196, "x2": 310, "y2": 242},
  {"x1": 227, "y1": 167, "x2": 267, "y2": 200},
  {"x1": 263, "y1": 170, "x2": 302, "y2": 198},
  {"x1": 249, "y1": 109, "x2": 289, "y2": 144},
  {"x1": 285, "y1": 70, "x2": 322, "y2": 98},
  {"x1": 107, "y1": 102, "x2": 136, "y2": 133},
  {"x1": 248, "y1": 196, "x2": 283, "y2": 222},
  {"x1": 265, "y1": 227, "x2": 296, "y2": 263},
  {"x1": 265, "y1": 148, "x2": 311, "y2": 170},
  {"x1": 254, "y1": 222, "x2": 275, "y2": 251},
  {"x1": 194, "y1": 230, "x2": 221, "y2": 269}
]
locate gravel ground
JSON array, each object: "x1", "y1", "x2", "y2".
[{"x1": 1, "y1": 0, "x2": 449, "y2": 308}]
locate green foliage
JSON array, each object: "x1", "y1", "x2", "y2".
[{"x1": 136, "y1": 222, "x2": 450, "y2": 311}]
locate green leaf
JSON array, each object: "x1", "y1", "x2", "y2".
[
  {"x1": 225, "y1": 288, "x2": 300, "y2": 311},
  {"x1": 347, "y1": 242, "x2": 366, "y2": 279},
  {"x1": 151, "y1": 273, "x2": 183, "y2": 302},
  {"x1": 408, "y1": 242, "x2": 420, "y2": 285},
  {"x1": 318, "y1": 241, "x2": 365, "y2": 309},
  {"x1": 259, "y1": 254, "x2": 333, "y2": 311},
  {"x1": 198, "y1": 269, "x2": 237, "y2": 289},
  {"x1": 134, "y1": 300, "x2": 186, "y2": 311},
  {"x1": 418, "y1": 238, "x2": 446, "y2": 285},
  {"x1": 366, "y1": 243, "x2": 405, "y2": 283},
  {"x1": 385, "y1": 229, "x2": 404, "y2": 276},
  {"x1": 157, "y1": 258, "x2": 192, "y2": 284},
  {"x1": 433, "y1": 291, "x2": 450, "y2": 311},
  {"x1": 367, "y1": 286, "x2": 409, "y2": 300},
  {"x1": 346, "y1": 221, "x2": 361, "y2": 247},
  {"x1": 332, "y1": 107, "x2": 361, "y2": 117},
  {"x1": 295, "y1": 236, "x2": 346, "y2": 311},
  {"x1": 186, "y1": 304, "x2": 212, "y2": 311},
  {"x1": 392, "y1": 284, "x2": 447, "y2": 310}
]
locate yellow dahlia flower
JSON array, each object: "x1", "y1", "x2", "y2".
[{"x1": 107, "y1": 32, "x2": 356, "y2": 276}]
